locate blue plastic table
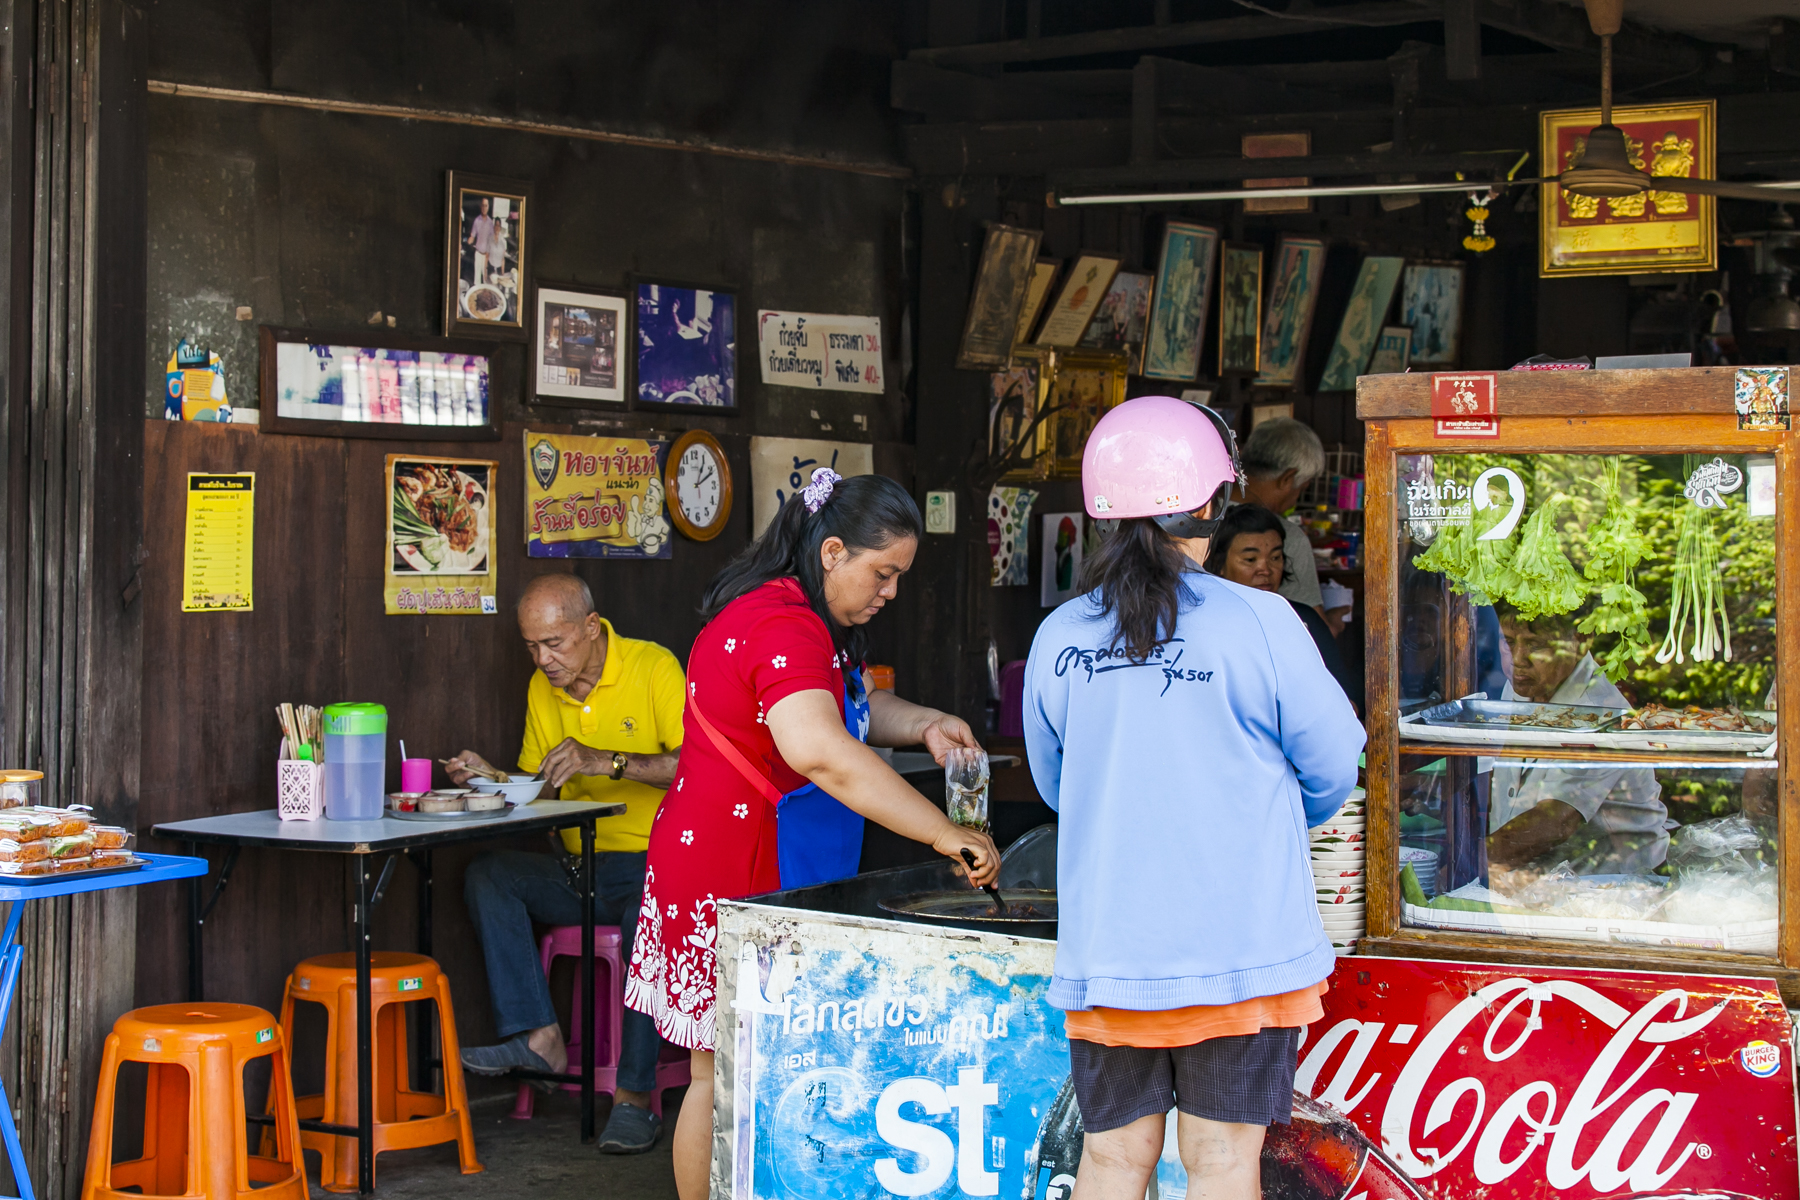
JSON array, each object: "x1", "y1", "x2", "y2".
[{"x1": 0, "y1": 852, "x2": 207, "y2": 1200}]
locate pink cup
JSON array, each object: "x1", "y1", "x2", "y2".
[{"x1": 401, "y1": 758, "x2": 432, "y2": 794}]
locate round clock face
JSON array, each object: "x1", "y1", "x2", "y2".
[{"x1": 675, "y1": 443, "x2": 724, "y2": 530}]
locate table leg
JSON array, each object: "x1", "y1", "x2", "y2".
[
  {"x1": 414, "y1": 850, "x2": 434, "y2": 1094},
  {"x1": 356, "y1": 857, "x2": 375, "y2": 1194},
  {"x1": 581, "y1": 821, "x2": 595, "y2": 1143},
  {"x1": 0, "y1": 903, "x2": 32, "y2": 1200},
  {"x1": 186, "y1": 841, "x2": 204, "y2": 1002}
]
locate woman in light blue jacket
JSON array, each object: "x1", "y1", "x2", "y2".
[{"x1": 1024, "y1": 396, "x2": 1364, "y2": 1200}]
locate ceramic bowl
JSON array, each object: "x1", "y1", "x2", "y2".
[{"x1": 470, "y1": 777, "x2": 549, "y2": 805}]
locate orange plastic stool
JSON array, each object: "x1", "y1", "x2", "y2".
[
  {"x1": 275, "y1": 952, "x2": 481, "y2": 1191},
  {"x1": 82, "y1": 1002, "x2": 306, "y2": 1200}
]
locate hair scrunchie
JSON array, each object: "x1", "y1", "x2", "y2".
[{"x1": 802, "y1": 467, "x2": 842, "y2": 514}]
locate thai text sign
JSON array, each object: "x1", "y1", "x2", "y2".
[
  {"x1": 757, "y1": 311, "x2": 885, "y2": 394},
  {"x1": 523, "y1": 431, "x2": 671, "y2": 559},
  {"x1": 1298, "y1": 957, "x2": 1797, "y2": 1200}
]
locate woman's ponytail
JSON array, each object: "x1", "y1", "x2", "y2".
[{"x1": 1079, "y1": 517, "x2": 1197, "y2": 661}]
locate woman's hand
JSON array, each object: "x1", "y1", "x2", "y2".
[
  {"x1": 933, "y1": 824, "x2": 1000, "y2": 888},
  {"x1": 919, "y1": 713, "x2": 981, "y2": 766}
]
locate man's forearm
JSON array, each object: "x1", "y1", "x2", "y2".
[{"x1": 623, "y1": 749, "x2": 680, "y2": 789}]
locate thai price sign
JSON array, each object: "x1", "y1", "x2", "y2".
[
  {"x1": 757, "y1": 310, "x2": 885, "y2": 394},
  {"x1": 1298, "y1": 957, "x2": 1798, "y2": 1200},
  {"x1": 523, "y1": 431, "x2": 671, "y2": 559}
]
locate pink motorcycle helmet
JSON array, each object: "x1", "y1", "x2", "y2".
[{"x1": 1082, "y1": 395, "x2": 1243, "y2": 537}]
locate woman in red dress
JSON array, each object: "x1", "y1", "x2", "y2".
[{"x1": 625, "y1": 470, "x2": 1001, "y2": 1200}]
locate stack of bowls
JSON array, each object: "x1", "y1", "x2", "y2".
[
  {"x1": 1312, "y1": 788, "x2": 1366, "y2": 953},
  {"x1": 1399, "y1": 845, "x2": 1439, "y2": 901}
]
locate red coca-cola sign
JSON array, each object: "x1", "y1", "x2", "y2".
[{"x1": 1299, "y1": 958, "x2": 1798, "y2": 1200}]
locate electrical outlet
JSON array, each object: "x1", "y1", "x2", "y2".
[{"x1": 925, "y1": 491, "x2": 955, "y2": 534}]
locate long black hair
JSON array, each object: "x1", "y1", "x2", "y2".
[
  {"x1": 700, "y1": 473, "x2": 922, "y2": 677},
  {"x1": 1202, "y1": 503, "x2": 1294, "y2": 584},
  {"x1": 1078, "y1": 516, "x2": 1201, "y2": 662}
]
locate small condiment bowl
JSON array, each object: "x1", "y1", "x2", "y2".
[{"x1": 388, "y1": 792, "x2": 425, "y2": 812}]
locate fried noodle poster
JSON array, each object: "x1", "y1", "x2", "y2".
[
  {"x1": 385, "y1": 455, "x2": 499, "y2": 615},
  {"x1": 523, "y1": 431, "x2": 671, "y2": 559}
]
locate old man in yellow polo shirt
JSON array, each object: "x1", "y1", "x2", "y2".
[{"x1": 446, "y1": 573, "x2": 683, "y2": 1154}]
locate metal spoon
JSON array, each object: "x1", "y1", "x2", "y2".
[{"x1": 960, "y1": 847, "x2": 1009, "y2": 917}]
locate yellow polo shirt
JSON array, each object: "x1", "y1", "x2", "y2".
[{"x1": 517, "y1": 619, "x2": 686, "y2": 854}]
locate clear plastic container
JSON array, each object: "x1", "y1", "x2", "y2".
[
  {"x1": 323, "y1": 703, "x2": 388, "y2": 821},
  {"x1": 0, "y1": 771, "x2": 43, "y2": 809}
]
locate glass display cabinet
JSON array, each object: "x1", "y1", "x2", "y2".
[{"x1": 1358, "y1": 367, "x2": 1799, "y2": 1000}]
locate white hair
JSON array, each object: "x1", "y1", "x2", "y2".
[{"x1": 1241, "y1": 418, "x2": 1325, "y2": 485}]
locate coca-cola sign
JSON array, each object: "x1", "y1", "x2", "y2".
[{"x1": 1298, "y1": 958, "x2": 1798, "y2": 1200}]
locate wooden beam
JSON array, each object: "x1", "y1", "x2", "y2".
[
  {"x1": 909, "y1": 2, "x2": 1445, "y2": 67},
  {"x1": 1139, "y1": 55, "x2": 1344, "y2": 116},
  {"x1": 891, "y1": 60, "x2": 1112, "y2": 121},
  {"x1": 1131, "y1": 57, "x2": 1156, "y2": 164},
  {"x1": 1051, "y1": 150, "x2": 1527, "y2": 190},
  {"x1": 1472, "y1": 0, "x2": 1705, "y2": 73},
  {"x1": 1444, "y1": 0, "x2": 1481, "y2": 81}
]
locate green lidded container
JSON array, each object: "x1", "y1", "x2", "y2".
[{"x1": 322, "y1": 702, "x2": 387, "y2": 820}]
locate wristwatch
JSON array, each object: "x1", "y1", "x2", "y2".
[{"x1": 609, "y1": 751, "x2": 629, "y2": 781}]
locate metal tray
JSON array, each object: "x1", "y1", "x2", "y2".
[
  {"x1": 1402, "y1": 704, "x2": 1777, "y2": 753},
  {"x1": 1416, "y1": 699, "x2": 1627, "y2": 733},
  {"x1": 877, "y1": 888, "x2": 1058, "y2": 938},
  {"x1": 0, "y1": 856, "x2": 148, "y2": 885},
  {"x1": 387, "y1": 802, "x2": 518, "y2": 822}
]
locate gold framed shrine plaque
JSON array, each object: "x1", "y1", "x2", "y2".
[{"x1": 1539, "y1": 99, "x2": 1716, "y2": 278}]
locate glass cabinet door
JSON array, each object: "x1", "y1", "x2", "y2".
[{"x1": 1393, "y1": 451, "x2": 1779, "y2": 955}]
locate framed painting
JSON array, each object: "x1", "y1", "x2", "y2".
[
  {"x1": 530, "y1": 282, "x2": 628, "y2": 407},
  {"x1": 260, "y1": 325, "x2": 499, "y2": 441},
  {"x1": 443, "y1": 171, "x2": 532, "y2": 340},
  {"x1": 1034, "y1": 253, "x2": 1121, "y2": 348},
  {"x1": 1318, "y1": 256, "x2": 1405, "y2": 392},
  {"x1": 1078, "y1": 270, "x2": 1154, "y2": 370},
  {"x1": 1539, "y1": 99, "x2": 1716, "y2": 277},
  {"x1": 1040, "y1": 350, "x2": 1128, "y2": 479},
  {"x1": 1365, "y1": 325, "x2": 1413, "y2": 375},
  {"x1": 957, "y1": 223, "x2": 1042, "y2": 369},
  {"x1": 634, "y1": 278, "x2": 738, "y2": 412},
  {"x1": 1253, "y1": 236, "x2": 1327, "y2": 390},
  {"x1": 1014, "y1": 258, "x2": 1062, "y2": 347},
  {"x1": 1217, "y1": 241, "x2": 1263, "y2": 378},
  {"x1": 1142, "y1": 221, "x2": 1220, "y2": 381},
  {"x1": 989, "y1": 348, "x2": 1050, "y2": 482},
  {"x1": 1400, "y1": 263, "x2": 1464, "y2": 366}
]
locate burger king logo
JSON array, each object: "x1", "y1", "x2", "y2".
[{"x1": 1740, "y1": 1039, "x2": 1782, "y2": 1077}]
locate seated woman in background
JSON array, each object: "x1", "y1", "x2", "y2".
[{"x1": 1205, "y1": 503, "x2": 1358, "y2": 712}]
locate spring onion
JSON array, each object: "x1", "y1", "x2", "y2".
[{"x1": 1656, "y1": 500, "x2": 1731, "y2": 665}]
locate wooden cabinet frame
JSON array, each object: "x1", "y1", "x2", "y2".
[{"x1": 1356, "y1": 367, "x2": 1800, "y2": 1001}]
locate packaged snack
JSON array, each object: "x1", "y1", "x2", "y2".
[
  {"x1": 0, "y1": 859, "x2": 53, "y2": 876},
  {"x1": 90, "y1": 826, "x2": 131, "y2": 850},
  {"x1": 92, "y1": 847, "x2": 135, "y2": 864},
  {"x1": 12, "y1": 808, "x2": 92, "y2": 838},
  {"x1": 0, "y1": 814, "x2": 53, "y2": 841},
  {"x1": 53, "y1": 856, "x2": 91, "y2": 874},
  {"x1": 46, "y1": 834, "x2": 94, "y2": 860},
  {"x1": 0, "y1": 839, "x2": 51, "y2": 864}
]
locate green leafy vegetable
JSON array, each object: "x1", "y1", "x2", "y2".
[
  {"x1": 1576, "y1": 456, "x2": 1655, "y2": 676},
  {"x1": 1412, "y1": 461, "x2": 1517, "y2": 604},
  {"x1": 1494, "y1": 495, "x2": 1587, "y2": 620}
]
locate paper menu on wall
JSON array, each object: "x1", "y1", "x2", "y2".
[{"x1": 182, "y1": 473, "x2": 254, "y2": 611}]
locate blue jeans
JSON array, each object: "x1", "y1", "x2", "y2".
[{"x1": 464, "y1": 848, "x2": 659, "y2": 1094}]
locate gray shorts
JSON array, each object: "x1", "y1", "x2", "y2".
[{"x1": 1068, "y1": 1026, "x2": 1299, "y2": 1132}]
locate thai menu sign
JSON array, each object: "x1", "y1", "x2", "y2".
[
  {"x1": 1298, "y1": 957, "x2": 1797, "y2": 1200},
  {"x1": 757, "y1": 311, "x2": 885, "y2": 394},
  {"x1": 524, "y1": 431, "x2": 671, "y2": 559}
]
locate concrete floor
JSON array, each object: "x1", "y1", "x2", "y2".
[{"x1": 306, "y1": 1085, "x2": 687, "y2": 1200}]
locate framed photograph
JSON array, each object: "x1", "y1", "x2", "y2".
[
  {"x1": 1217, "y1": 241, "x2": 1264, "y2": 378},
  {"x1": 1142, "y1": 221, "x2": 1220, "y2": 382},
  {"x1": 1041, "y1": 350, "x2": 1128, "y2": 479},
  {"x1": 444, "y1": 171, "x2": 532, "y2": 340},
  {"x1": 259, "y1": 325, "x2": 499, "y2": 441},
  {"x1": 957, "y1": 223, "x2": 1043, "y2": 370},
  {"x1": 530, "y1": 283, "x2": 628, "y2": 407},
  {"x1": 1366, "y1": 325, "x2": 1413, "y2": 374},
  {"x1": 634, "y1": 279, "x2": 738, "y2": 412},
  {"x1": 1035, "y1": 253, "x2": 1121, "y2": 348},
  {"x1": 1401, "y1": 263, "x2": 1465, "y2": 366},
  {"x1": 1078, "y1": 270, "x2": 1154, "y2": 370},
  {"x1": 1014, "y1": 258, "x2": 1062, "y2": 346},
  {"x1": 1539, "y1": 99, "x2": 1715, "y2": 278},
  {"x1": 1243, "y1": 132, "x2": 1312, "y2": 214},
  {"x1": 1319, "y1": 256, "x2": 1406, "y2": 392},
  {"x1": 1253, "y1": 236, "x2": 1328, "y2": 390},
  {"x1": 385, "y1": 455, "x2": 499, "y2": 616},
  {"x1": 989, "y1": 350, "x2": 1049, "y2": 481}
]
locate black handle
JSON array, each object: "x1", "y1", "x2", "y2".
[{"x1": 960, "y1": 847, "x2": 1008, "y2": 915}]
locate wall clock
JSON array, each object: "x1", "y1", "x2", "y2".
[{"x1": 665, "y1": 429, "x2": 733, "y2": 541}]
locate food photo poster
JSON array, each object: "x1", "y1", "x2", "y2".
[{"x1": 386, "y1": 455, "x2": 499, "y2": 615}]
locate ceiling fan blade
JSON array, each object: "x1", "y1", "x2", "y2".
[{"x1": 1651, "y1": 177, "x2": 1800, "y2": 203}]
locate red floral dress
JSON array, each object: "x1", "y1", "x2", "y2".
[{"x1": 625, "y1": 578, "x2": 843, "y2": 1050}]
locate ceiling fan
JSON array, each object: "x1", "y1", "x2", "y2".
[{"x1": 1055, "y1": 0, "x2": 1800, "y2": 208}]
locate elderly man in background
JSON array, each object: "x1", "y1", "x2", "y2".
[
  {"x1": 448, "y1": 573, "x2": 684, "y2": 1155},
  {"x1": 1233, "y1": 416, "x2": 1327, "y2": 615}
]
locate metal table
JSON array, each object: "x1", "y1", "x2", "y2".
[
  {"x1": 0, "y1": 852, "x2": 208, "y2": 1200},
  {"x1": 151, "y1": 800, "x2": 625, "y2": 1194}
]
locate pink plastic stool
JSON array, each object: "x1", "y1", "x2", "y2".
[{"x1": 510, "y1": 926, "x2": 691, "y2": 1120}]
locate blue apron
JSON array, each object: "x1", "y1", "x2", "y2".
[{"x1": 776, "y1": 676, "x2": 872, "y2": 889}]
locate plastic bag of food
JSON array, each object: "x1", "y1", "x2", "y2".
[
  {"x1": 1666, "y1": 812, "x2": 1764, "y2": 874},
  {"x1": 1657, "y1": 865, "x2": 1777, "y2": 926}
]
